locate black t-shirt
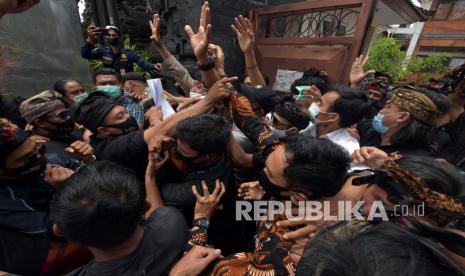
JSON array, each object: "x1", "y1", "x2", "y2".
[
  {"x1": 66, "y1": 207, "x2": 188, "y2": 276},
  {"x1": 446, "y1": 111, "x2": 465, "y2": 169},
  {"x1": 43, "y1": 129, "x2": 84, "y2": 155},
  {"x1": 90, "y1": 130, "x2": 148, "y2": 177},
  {"x1": 159, "y1": 151, "x2": 246, "y2": 255}
]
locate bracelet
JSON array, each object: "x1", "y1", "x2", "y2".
[{"x1": 198, "y1": 57, "x2": 216, "y2": 71}]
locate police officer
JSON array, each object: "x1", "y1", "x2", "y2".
[{"x1": 81, "y1": 25, "x2": 159, "y2": 75}]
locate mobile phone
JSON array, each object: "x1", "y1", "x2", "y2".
[{"x1": 352, "y1": 170, "x2": 376, "y2": 186}]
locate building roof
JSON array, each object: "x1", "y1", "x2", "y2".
[{"x1": 381, "y1": 0, "x2": 436, "y2": 23}]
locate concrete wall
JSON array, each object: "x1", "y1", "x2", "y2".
[{"x1": 0, "y1": 0, "x2": 92, "y2": 98}]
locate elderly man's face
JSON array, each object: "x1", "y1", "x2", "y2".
[{"x1": 0, "y1": 0, "x2": 40, "y2": 17}]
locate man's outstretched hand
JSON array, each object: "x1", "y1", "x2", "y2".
[
  {"x1": 185, "y1": 2, "x2": 211, "y2": 61},
  {"x1": 231, "y1": 15, "x2": 255, "y2": 54}
]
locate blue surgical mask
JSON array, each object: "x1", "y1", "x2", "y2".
[
  {"x1": 97, "y1": 85, "x2": 121, "y2": 100},
  {"x1": 372, "y1": 113, "x2": 389, "y2": 134},
  {"x1": 73, "y1": 92, "x2": 89, "y2": 104},
  {"x1": 372, "y1": 112, "x2": 404, "y2": 134}
]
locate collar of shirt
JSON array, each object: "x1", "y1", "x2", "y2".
[{"x1": 302, "y1": 123, "x2": 360, "y2": 155}]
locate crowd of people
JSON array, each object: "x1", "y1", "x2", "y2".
[{"x1": 2, "y1": 1, "x2": 465, "y2": 275}]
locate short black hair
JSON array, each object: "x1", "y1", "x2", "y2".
[
  {"x1": 53, "y1": 78, "x2": 81, "y2": 96},
  {"x1": 296, "y1": 222, "x2": 459, "y2": 276},
  {"x1": 283, "y1": 135, "x2": 350, "y2": 198},
  {"x1": 391, "y1": 156, "x2": 464, "y2": 198},
  {"x1": 290, "y1": 67, "x2": 327, "y2": 94},
  {"x1": 92, "y1": 68, "x2": 122, "y2": 84},
  {"x1": 273, "y1": 96, "x2": 310, "y2": 130},
  {"x1": 329, "y1": 84, "x2": 372, "y2": 128},
  {"x1": 50, "y1": 161, "x2": 146, "y2": 248},
  {"x1": 176, "y1": 114, "x2": 231, "y2": 156}
]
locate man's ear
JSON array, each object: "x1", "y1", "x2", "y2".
[
  {"x1": 34, "y1": 118, "x2": 45, "y2": 128},
  {"x1": 96, "y1": 126, "x2": 110, "y2": 136},
  {"x1": 52, "y1": 224, "x2": 63, "y2": 237},
  {"x1": 396, "y1": 112, "x2": 411, "y2": 123},
  {"x1": 286, "y1": 127, "x2": 299, "y2": 136},
  {"x1": 327, "y1": 113, "x2": 340, "y2": 124}
]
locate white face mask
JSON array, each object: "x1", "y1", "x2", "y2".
[
  {"x1": 269, "y1": 125, "x2": 288, "y2": 139},
  {"x1": 308, "y1": 102, "x2": 336, "y2": 125}
]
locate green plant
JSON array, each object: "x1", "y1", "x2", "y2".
[
  {"x1": 366, "y1": 37, "x2": 406, "y2": 81},
  {"x1": 407, "y1": 54, "x2": 450, "y2": 84},
  {"x1": 123, "y1": 35, "x2": 154, "y2": 79}
]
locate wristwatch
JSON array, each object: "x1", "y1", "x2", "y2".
[
  {"x1": 198, "y1": 57, "x2": 216, "y2": 71},
  {"x1": 192, "y1": 217, "x2": 210, "y2": 229}
]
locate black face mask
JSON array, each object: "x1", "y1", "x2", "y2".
[
  {"x1": 175, "y1": 147, "x2": 213, "y2": 171},
  {"x1": 104, "y1": 117, "x2": 139, "y2": 135},
  {"x1": 44, "y1": 118, "x2": 75, "y2": 134},
  {"x1": 258, "y1": 170, "x2": 287, "y2": 199},
  {"x1": 106, "y1": 37, "x2": 119, "y2": 46}
]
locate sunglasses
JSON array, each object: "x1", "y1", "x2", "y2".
[{"x1": 48, "y1": 109, "x2": 71, "y2": 120}]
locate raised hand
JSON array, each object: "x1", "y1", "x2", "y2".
[
  {"x1": 164, "y1": 92, "x2": 198, "y2": 112},
  {"x1": 351, "y1": 146, "x2": 388, "y2": 169},
  {"x1": 185, "y1": 2, "x2": 211, "y2": 59},
  {"x1": 145, "y1": 106, "x2": 163, "y2": 127},
  {"x1": 86, "y1": 25, "x2": 101, "y2": 42},
  {"x1": 204, "y1": 76, "x2": 238, "y2": 104},
  {"x1": 277, "y1": 218, "x2": 319, "y2": 241},
  {"x1": 169, "y1": 246, "x2": 222, "y2": 276},
  {"x1": 231, "y1": 15, "x2": 255, "y2": 54},
  {"x1": 146, "y1": 146, "x2": 170, "y2": 176},
  {"x1": 238, "y1": 181, "x2": 264, "y2": 200},
  {"x1": 208, "y1": 44, "x2": 225, "y2": 71},
  {"x1": 192, "y1": 179, "x2": 226, "y2": 220},
  {"x1": 65, "y1": 141, "x2": 94, "y2": 163},
  {"x1": 350, "y1": 54, "x2": 375, "y2": 87},
  {"x1": 149, "y1": 14, "x2": 163, "y2": 47},
  {"x1": 147, "y1": 135, "x2": 175, "y2": 157}
]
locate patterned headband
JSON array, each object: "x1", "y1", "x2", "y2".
[
  {"x1": 382, "y1": 161, "x2": 465, "y2": 225},
  {"x1": 389, "y1": 88, "x2": 440, "y2": 126}
]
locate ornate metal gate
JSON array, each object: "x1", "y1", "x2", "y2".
[{"x1": 250, "y1": 0, "x2": 375, "y2": 86}]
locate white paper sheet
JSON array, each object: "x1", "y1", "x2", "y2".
[
  {"x1": 147, "y1": 78, "x2": 176, "y2": 119},
  {"x1": 272, "y1": 69, "x2": 304, "y2": 92}
]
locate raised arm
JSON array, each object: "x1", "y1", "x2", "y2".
[
  {"x1": 209, "y1": 44, "x2": 226, "y2": 77},
  {"x1": 150, "y1": 14, "x2": 196, "y2": 95},
  {"x1": 143, "y1": 76, "x2": 237, "y2": 143},
  {"x1": 81, "y1": 25, "x2": 104, "y2": 60},
  {"x1": 349, "y1": 55, "x2": 375, "y2": 88},
  {"x1": 144, "y1": 137, "x2": 173, "y2": 219},
  {"x1": 185, "y1": 1, "x2": 220, "y2": 88},
  {"x1": 228, "y1": 133, "x2": 253, "y2": 168},
  {"x1": 232, "y1": 15, "x2": 266, "y2": 86}
]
